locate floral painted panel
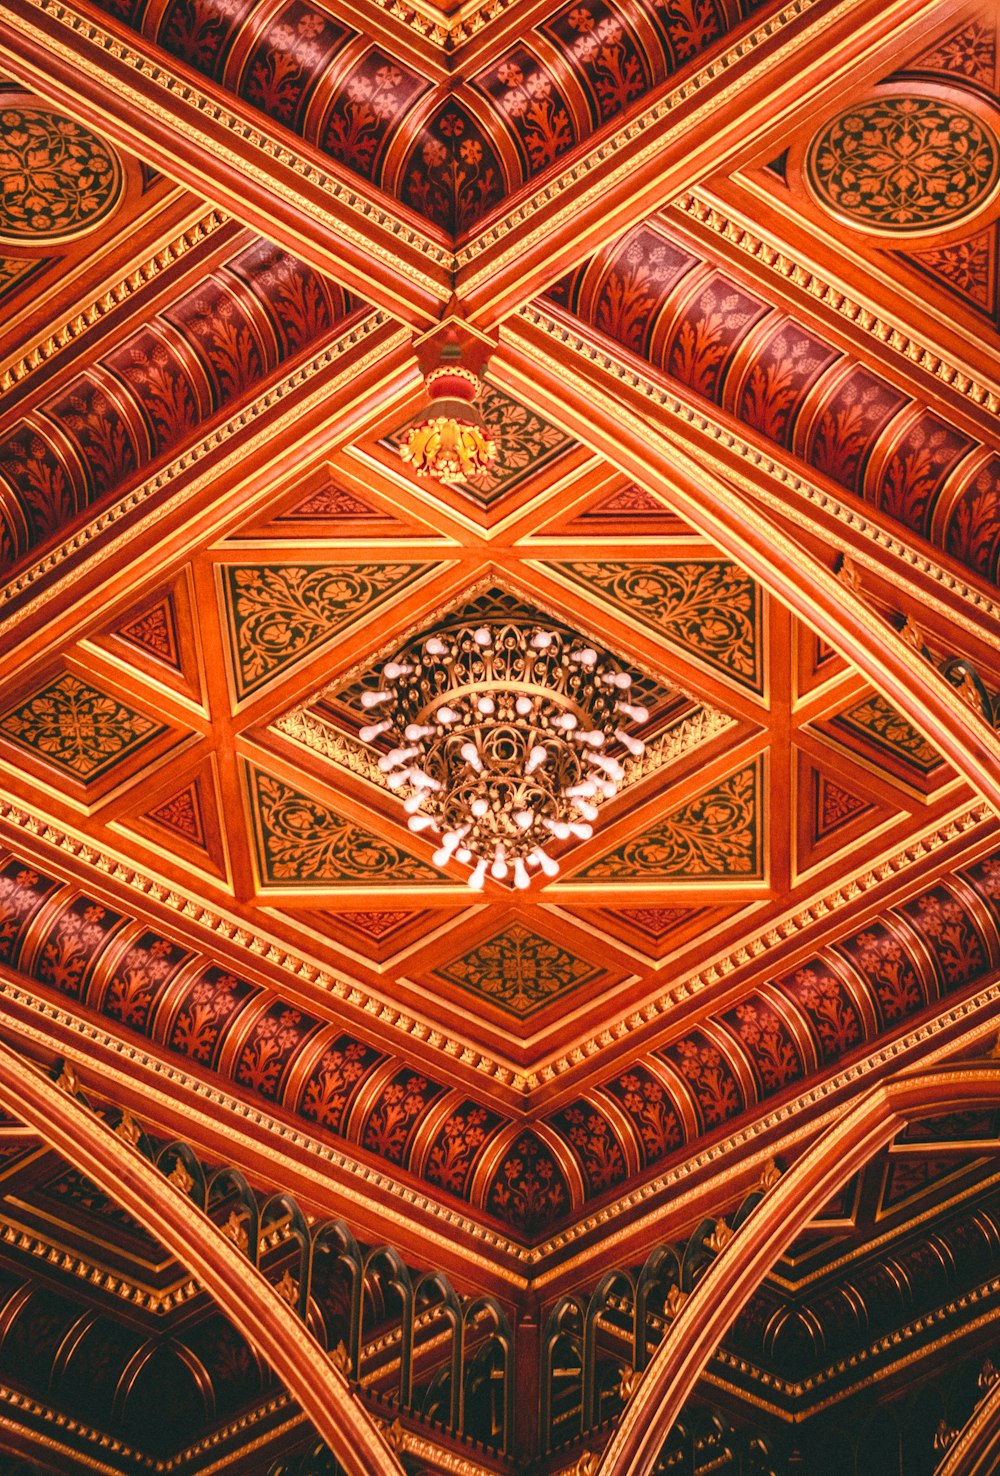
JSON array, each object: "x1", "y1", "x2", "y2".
[
  {"x1": 433, "y1": 922, "x2": 602, "y2": 1017},
  {"x1": 577, "y1": 759, "x2": 763, "y2": 881},
  {"x1": 221, "y1": 561, "x2": 430, "y2": 701},
  {"x1": 0, "y1": 673, "x2": 167, "y2": 782},
  {"x1": 247, "y1": 767, "x2": 446, "y2": 887},
  {"x1": 556, "y1": 559, "x2": 763, "y2": 691}
]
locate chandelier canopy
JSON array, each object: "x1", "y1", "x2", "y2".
[{"x1": 359, "y1": 616, "x2": 647, "y2": 889}]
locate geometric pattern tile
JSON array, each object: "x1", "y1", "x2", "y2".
[
  {"x1": 552, "y1": 559, "x2": 764, "y2": 692},
  {"x1": 0, "y1": 672, "x2": 167, "y2": 782},
  {"x1": 146, "y1": 777, "x2": 205, "y2": 845},
  {"x1": 220, "y1": 562, "x2": 434, "y2": 702},
  {"x1": 115, "y1": 591, "x2": 181, "y2": 671},
  {"x1": 814, "y1": 770, "x2": 872, "y2": 839},
  {"x1": 431, "y1": 920, "x2": 604, "y2": 1018},
  {"x1": 575, "y1": 756, "x2": 765, "y2": 881},
  {"x1": 795, "y1": 749, "x2": 893, "y2": 879},
  {"x1": 830, "y1": 692, "x2": 942, "y2": 775},
  {"x1": 382, "y1": 385, "x2": 577, "y2": 509},
  {"x1": 245, "y1": 764, "x2": 447, "y2": 887}
]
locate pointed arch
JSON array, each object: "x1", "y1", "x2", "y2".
[
  {"x1": 0, "y1": 1038, "x2": 405, "y2": 1476},
  {"x1": 594, "y1": 1062, "x2": 1000, "y2": 1476}
]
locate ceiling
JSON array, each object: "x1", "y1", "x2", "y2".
[{"x1": 0, "y1": 0, "x2": 997, "y2": 1470}]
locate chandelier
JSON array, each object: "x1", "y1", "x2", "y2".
[{"x1": 359, "y1": 618, "x2": 647, "y2": 890}]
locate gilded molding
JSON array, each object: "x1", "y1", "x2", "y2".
[
  {"x1": 0, "y1": 311, "x2": 407, "y2": 634},
  {"x1": 0, "y1": 790, "x2": 989, "y2": 1097},
  {"x1": 0, "y1": 206, "x2": 229, "y2": 395},
  {"x1": 516, "y1": 305, "x2": 1000, "y2": 634},
  {"x1": 3, "y1": 970, "x2": 1000, "y2": 1271},
  {"x1": 0, "y1": 1214, "x2": 198, "y2": 1313},
  {"x1": 713, "y1": 1272, "x2": 1000, "y2": 1405},
  {"x1": 13, "y1": 0, "x2": 452, "y2": 283},
  {"x1": 0, "y1": 1382, "x2": 152, "y2": 1471},
  {"x1": 458, "y1": 0, "x2": 847, "y2": 277},
  {"x1": 275, "y1": 699, "x2": 737, "y2": 793},
  {"x1": 675, "y1": 189, "x2": 1000, "y2": 417}
]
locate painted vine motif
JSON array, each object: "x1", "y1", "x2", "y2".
[
  {"x1": 833, "y1": 693, "x2": 941, "y2": 773},
  {"x1": 299, "y1": 1037, "x2": 383, "y2": 1132},
  {"x1": 222, "y1": 562, "x2": 427, "y2": 700},
  {"x1": 559, "y1": 559, "x2": 762, "y2": 689},
  {"x1": 603, "y1": 1066, "x2": 682, "y2": 1163},
  {"x1": 0, "y1": 673, "x2": 166, "y2": 781},
  {"x1": 544, "y1": 0, "x2": 650, "y2": 124},
  {"x1": 433, "y1": 922, "x2": 600, "y2": 1017},
  {"x1": 808, "y1": 96, "x2": 1000, "y2": 232},
  {"x1": 486, "y1": 1133, "x2": 568, "y2": 1233},
  {"x1": 248, "y1": 768, "x2": 445, "y2": 886},
  {"x1": 426, "y1": 1102, "x2": 502, "y2": 1196},
  {"x1": 400, "y1": 105, "x2": 505, "y2": 236},
  {"x1": 578, "y1": 760, "x2": 762, "y2": 881},
  {"x1": 0, "y1": 107, "x2": 122, "y2": 239},
  {"x1": 476, "y1": 49, "x2": 576, "y2": 175}
]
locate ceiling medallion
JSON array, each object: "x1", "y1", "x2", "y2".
[
  {"x1": 400, "y1": 321, "x2": 497, "y2": 483},
  {"x1": 359, "y1": 616, "x2": 647, "y2": 889},
  {"x1": 805, "y1": 90, "x2": 1000, "y2": 235}
]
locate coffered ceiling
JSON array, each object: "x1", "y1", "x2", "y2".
[{"x1": 0, "y1": 0, "x2": 997, "y2": 1471}]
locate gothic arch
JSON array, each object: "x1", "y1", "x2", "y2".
[{"x1": 0, "y1": 1037, "x2": 405, "y2": 1476}]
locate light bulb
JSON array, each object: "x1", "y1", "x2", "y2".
[
  {"x1": 405, "y1": 723, "x2": 434, "y2": 740},
  {"x1": 469, "y1": 858, "x2": 487, "y2": 890},
  {"x1": 568, "y1": 821, "x2": 593, "y2": 840},
  {"x1": 514, "y1": 810, "x2": 534, "y2": 829},
  {"x1": 579, "y1": 730, "x2": 605, "y2": 747},
  {"x1": 425, "y1": 637, "x2": 448, "y2": 656},
  {"x1": 361, "y1": 689, "x2": 393, "y2": 708},
  {"x1": 460, "y1": 741, "x2": 483, "y2": 772},
  {"x1": 567, "y1": 781, "x2": 598, "y2": 798},
  {"x1": 616, "y1": 701, "x2": 649, "y2": 724},
  {"x1": 515, "y1": 696, "x2": 533, "y2": 716},
  {"x1": 477, "y1": 696, "x2": 496, "y2": 715},
  {"x1": 383, "y1": 661, "x2": 412, "y2": 680},
  {"x1": 379, "y1": 746, "x2": 418, "y2": 771},
  {"x1": 386, "y1": 769, "x2": 411, "y2": 790},
  {"x1": 471, "y1": 797, "x2": 489, "y2": 818},
  {"x1": 408, "y1": 814, "x2": 434, "y2": 832},
  {"x1": 403, "y1": 790, "x2": 426, "y2": 814},
  {"x1": 570, "y1": 648, "x2": 597, "y2": 665},
  {"x1": 588, "y1": 753, "x2": 625, "y2": 781},
  {"x1": 433, "y1": 844, "x2": 454, "y2": 866},
  {"x1": 359, "y1": 720, "x2": 391, "y2": 742},
  {"x1": 526, "y1": 746, "x2": 547, "y2": 776},
  {"x1": 436, "y1": 706, "x2": 458, "y2": 724},
  {"x1": 598, "y1": 779, "x2": 617, "y2": 799},
  {"x1": 491, "y1": 846, "x2": 508, "y2": 880},
  {"x1": 474, "y1": 627, "x2": 492, "y2": 646},
  {"x1": 531, "y1": 631, "x2": 554, "y2": 649},
  {"x1": 513, "y1": 858, "x2": 531, "y2": 889},
  {"x1": 544, "y1": 819, "x2": 571, "y2": 840},
  {"x1": 455, "y1": 847, "x2": 472, "y2": 864},
  {"x1": 573, "y1": 799, "x2": 598, "y2": 821},
  {"x1": 533, "y1": 848, "x2": 560, "y2": 878},
  {"x1": 410, "y1": 769, "x2": 441, "y2": 791},
  {"x1": 554, "y1": 712, "x2": 578, "y2": 730},
  {"x1": 613, "y1": 672, "x2": 632, "y2": 689},
  {"x1": 617, "y1": 729, "x2": 645, "y2": 758}
]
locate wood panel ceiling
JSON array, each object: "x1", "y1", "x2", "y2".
[{"x1": 0, "y1": 0, "x2": 997, "y2": 1469}]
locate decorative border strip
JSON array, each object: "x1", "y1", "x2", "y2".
[
  {"x1": 0, "y1": 1212, "x2": 197, "y2": 1313},
  {"x1": 3, "y1": 970, "x2": 1000, "y2": 1268},
  {"x1": 0, "y1": 788, "x2": 989, "y2": 1094},
  {"x1": 531, "y1": 979, "x2": 1000, "y2": 1261},
  {"x1": 0, "y1": 207, "x2": 229, "y2": 395},
  {"x1": 274, "y1": 700, "x2": 737, "y2": 794},
  {"x1": 17, "y1": 0, "x2": 453, "y2": 283},
  {"x1": 714, "y1": 1272, "x2": 1000, "y2": 1404},
  {"x1": 676, "y1": 189, "x2": 1000, "y2": 417},
  {"x1": 0, "y1": 310, "x2": 405, "y2": 633},
  {"x1": 0, "y1": 1381, "x2": 153, "y2": 1472},
  {"x1": 458, "y1": 0, "x2": 831, "y2": 273},
  {"x1": 517, "y1": 304, "x2": 1000, "y2": 634}
]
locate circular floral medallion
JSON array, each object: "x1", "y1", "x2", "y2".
[
  {"x1": 0, "y1": 106, "x2": 123, "y2": 241},
  {"x1": 806, "y1": 94, "x2": 1000, "y2": 233}
]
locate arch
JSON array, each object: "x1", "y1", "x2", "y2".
[
  {"x1": 0, "y1": 1039, "x2": 405, "y2": 1476},
  {"x1": 594, "y1": 1063, "x2": 1000, "y2": 1476},
  {"x1": 934, "y1": 1373, "x2": 1000, "y2": 1475},
  {"x1": 494, "y1": 337, "x2": 1000, "y2": 816}
]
